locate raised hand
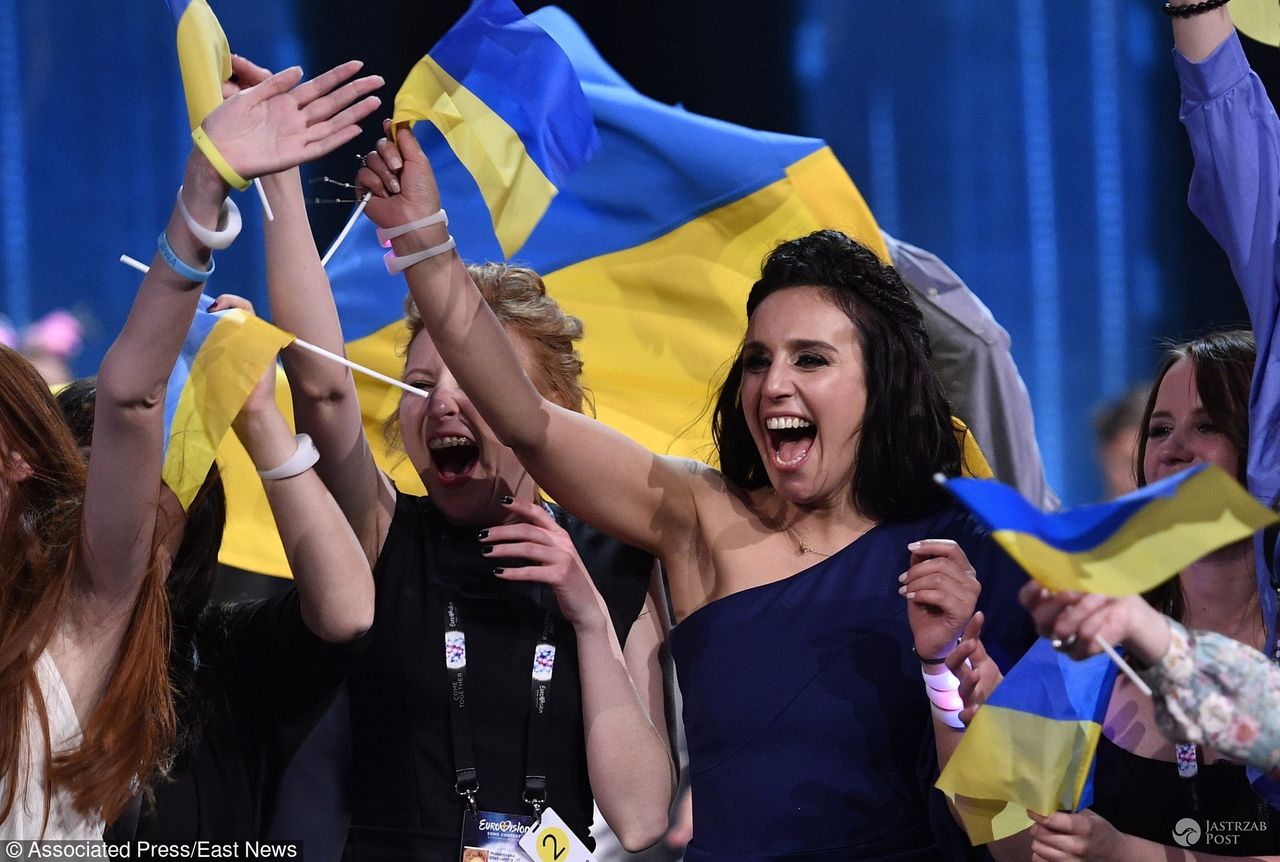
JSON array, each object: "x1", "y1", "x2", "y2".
[
  {"x1": 945, "y1": 612, "x2": 1002, "y2": 725},
  {"x1": 900, "y1": 538, "x2": 981, "y2": 661},
  {"x1": 356, "y1": 121, "x2": 445, "y2": 230},
  {"x1": 200, "y1": 59, "x2": 383, "y2": 182},
  {"x1": 1018, "y1": 583, "x2": 1171, "y2": 666},
  {"x1": 481, "y1": 499, "x2": 609, "y2": 628}
]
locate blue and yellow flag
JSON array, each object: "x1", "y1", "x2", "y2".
[
  {"x1": 942, "y1": 464, "x2": 1279, "y2": 595},
  {"x1": 224, "y1": 6, "x2": 886, "y2": 576},
  {"x1": 394, "y1": 0, "x2": 600, "y2": 257},
  {"x1": 164, "y1": 296, "x2": 294, "y2": 510},
  {"x1": 165, "y1": 0, "x2": 232, "y2": 130},
  {"x1": 936, "y1": 639, "x2": 1118, "y2": 844}
]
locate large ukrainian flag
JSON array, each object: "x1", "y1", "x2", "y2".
[
  {"x1": 325, "y1": 3, "x2": 885, "y2": 476},
  {"x1": 936, "y1": 639, "x2": 1117, "y2": 844},
  {"x1": 219, "y1": 6, "x2": 886, "y2": 575},
  {"x1": 164, "y1": 296, "x2": 294, "y2": 510},
  {"x1": 165, "y1": 0, "x2": 232, "y2": 130},
  {"x1": 942, "y1": 464, "x2": 1279, "y2": 595},
  {"x1": 394, "y1": 0, "x2": 600, "y2": 257}
]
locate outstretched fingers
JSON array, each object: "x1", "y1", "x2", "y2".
[{"x1": 288, "y1": 60, "x2": 366, "y2": 110}]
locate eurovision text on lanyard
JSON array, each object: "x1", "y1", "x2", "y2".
[{"x1": 445, "y1": 599, "x2": 558, "y2": 820}]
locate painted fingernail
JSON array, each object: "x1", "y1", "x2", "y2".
[
  {"x1": 898, "y1": 585, "x2": 908, "y2": 596},
  {"x1": 388, "y1": 179, "x2": 400, "y2": 193},
  {"x1": 907, "y1": 542, "x2": 922, "y2": 551},
  {"x1": 499, "y1": 495, "x2": 514, "y2": 505},
  {"x1": 480, "y1": 545, "x2": 492, "y2": 555},
  {"x1": 897, "y1": 572, "x2": 908, "y2": 583},
  {"x1": 493, "y1": 567, "x2": 505, "y2": 575},
  {"x1": 904, "y1": 591, "x2": 916, "y2": 599},
  {"x1": 477, "y1": 529, "x2": 488, "y2": 540}
]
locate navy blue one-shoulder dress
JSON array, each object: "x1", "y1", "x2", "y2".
[{"x1": 669, "y1": 506, "x2": 1033, "y2": 861}]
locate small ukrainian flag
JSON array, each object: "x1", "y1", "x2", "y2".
[
  {"x1": 937, "y1": 639, "x2": 1117, "y2": 843},
  {"x1": 165, "y1": 0, "x2": 232, "y2": 130},
  {"x1": 162, "y1": 296, "x2": 294, "y2": 510},
  {"x1": 942, "y1": 464, "x2": 1279, "y2": 595},
  {"x1": 393, "y1": 0, "x2": 600, "y2": 257}
]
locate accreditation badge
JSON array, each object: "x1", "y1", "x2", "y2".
[
  {"x1": 518, "y1": 806, "x2": 596, "y2": 862},
  {"x1": 460, "y1": 809, "x2": 536, "y2": 862}
]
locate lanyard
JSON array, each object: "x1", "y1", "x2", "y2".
[{"x1": 445, "y1": 599, "x2": 559, "y2": 818}]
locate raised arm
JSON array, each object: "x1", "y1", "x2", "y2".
[
  {"x1": 230, "y1": 334, "x2": 374, "y2": 643},
  {"x1": 81, "y1": 61, "x2": 381, "y2": 617},
  {"x1": 354, "y1": 125, "x2": 701, "y2": 558},
  {"x1": 261, "y1": 166, "x2": 394, "y2": 564}
]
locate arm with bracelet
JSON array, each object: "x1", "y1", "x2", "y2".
[
  {"x1": 82, "y1": 59, "x2": 381, "y2": 625},
  {"x1": 229, "y1": 327, "x2": 374, "y2": 643}
]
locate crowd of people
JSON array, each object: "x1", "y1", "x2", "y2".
[{"x1": 1, "y1": 2, "x2": 1278, "y2": 861}]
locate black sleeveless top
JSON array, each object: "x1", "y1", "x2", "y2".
[
  {"x1": 1092, "y1": 734, "x2": 1280, "y2": 855},
  {"x1": 343, "y1": 491, "x2": 654, "y2": 861}
]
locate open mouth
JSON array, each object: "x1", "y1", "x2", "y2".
[
  {"x1": 765, "y1": 416, "x2": 816, "y2": 468},
  {"x1": 428, "y1": 434, "x2": 480, "y2": 486}
]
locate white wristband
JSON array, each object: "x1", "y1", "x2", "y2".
[
  {"x1": 384, "y1": 236, "x2": 457, "y2": 274},
  {"x1": 176, "y1": 186, "x2": 243, "y2": 250},
  {"x1": 930, "y1": 703, "x2": 966, "y2": 730},
  {"x1": 257, "y1": 433, "x2": 320, "y2": 480},
  {"x1": 921, "y1": 665, "x2": 961, "y2": 692},
  {"x1": 375, "y1": 209, "x2": 448, "y2": 246}
]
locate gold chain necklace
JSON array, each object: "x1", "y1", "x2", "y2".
[{"x1": 785, "y1": 524, "x2": 831, "y2": 558}]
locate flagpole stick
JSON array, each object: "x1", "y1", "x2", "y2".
[
  {"x1": 1093, "y1": 635, "x2": 1153, "y2": 697},
  {"x1": 254, "y1": 178, "x2": 275, "y2": 221},
  {"x1": 289, "y1": 339, "x2": 428, "y2": 399},
  {"x1": 120, "y1": 255, "x2": 151, "y2": 275},
  {"x1": 321, "y1": 191, "x2": 372, "y2": 268},
  {"x1": 115, "y1": 255, "x2": 426, "y2": 400}
]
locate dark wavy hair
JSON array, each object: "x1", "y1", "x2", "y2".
[
  {"x1": 711, "y1": 230, "x2": 960, "y2": 522},
  {"x1": 1136, "y1": 330, "x2": 1255, "y2": 621},
  {"x1": 55, "y1": 378, "x2": 226, "y2": 762}
]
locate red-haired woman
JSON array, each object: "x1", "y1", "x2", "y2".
[{"x1": 0, "y1": 58, "x2": 380, "y2": 838}]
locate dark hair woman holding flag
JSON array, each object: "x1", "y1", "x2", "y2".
[{"x1": 350, "y1": 123, "x2": 1035, "y2": 860}]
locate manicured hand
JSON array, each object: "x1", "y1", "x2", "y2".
[
  {"x1": 200, "y1": 58, "x2": 383, "y2": 182},
  {"x1": 356, "y1": 121, "x2": 445, "y2": 230},
  {"x1": 901, "y1": 538, "x2": 980, "y2": 661},
  {"x1": 481, "y1": 499, "x2": 608, "y2": 629},
  {"x1": 1019, "y1": 582, "x2": 1171, "y2": 666}
]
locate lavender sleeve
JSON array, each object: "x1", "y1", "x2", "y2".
[
  {"x1": 1177, "y1": 33, "x2": 1280, "y2": 665},
  {"x1": 1177, "y1": 32, "x2": 1280, "y2": 508}
]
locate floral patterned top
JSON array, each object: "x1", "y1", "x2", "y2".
[{"x1": 1141, "y1": 619, "x2": 1280, "y2": 776}]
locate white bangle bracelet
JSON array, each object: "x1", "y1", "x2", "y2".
[
  {"x1": 176, "y1": 186, "x2": 243, "y2": 250},
  {"x1": 375, "y1": 209, "x2": 448, "y2": 246},
  {"x1": 257, "y1": 433, "x2": 320, "y2": 480},
  {"x1": 930, "y1": 702, "x2": 966, "y2": 730},
  {"x1": 384, "y1": 236, "x2": 457, "y2": 274}
]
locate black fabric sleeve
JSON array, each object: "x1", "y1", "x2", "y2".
[{"x1": 208, "y1": 591, "x2": 369, "y2": 795}]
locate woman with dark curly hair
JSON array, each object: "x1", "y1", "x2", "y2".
[{"x1": 354, "y1": 126, "x2": 1035, "y2": 860}]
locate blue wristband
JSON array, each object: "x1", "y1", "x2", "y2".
[{"x1": 156, "y1": 231, "x2": 214, "y2": 283}]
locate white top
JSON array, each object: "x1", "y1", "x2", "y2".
[{"x1": 0, "y1": 651, "x2": 104, "y2": 839}]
